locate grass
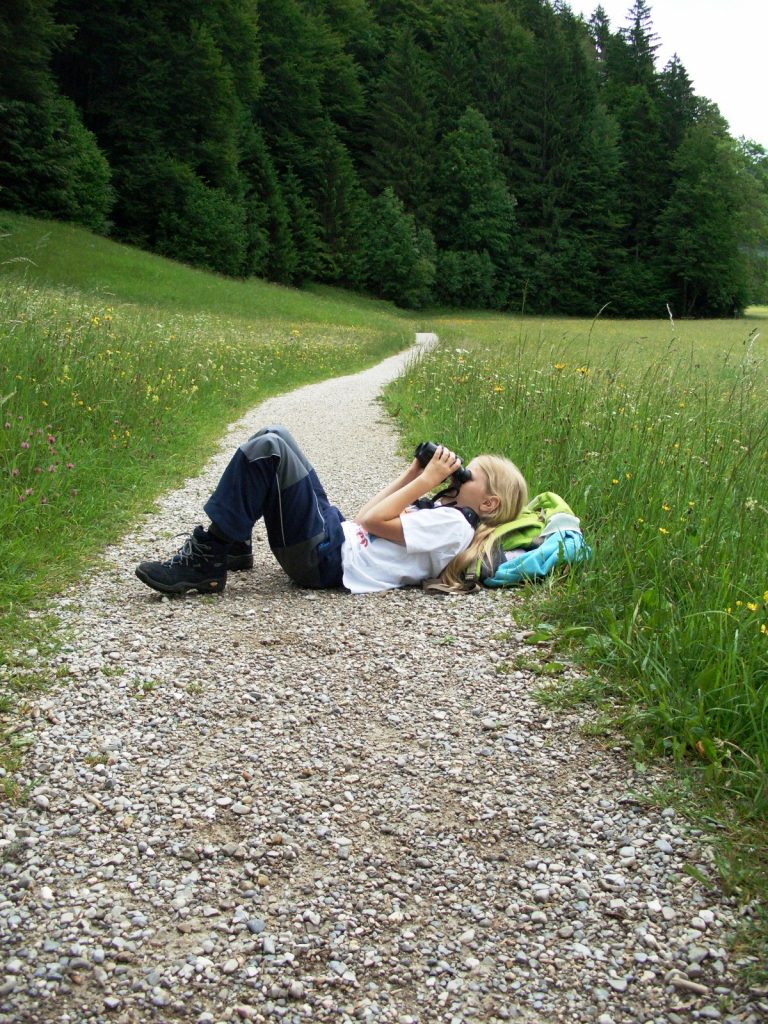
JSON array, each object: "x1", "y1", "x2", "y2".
[
  {"x1": 0, "y1": 212, "x2": 416, "y2": 622},
  {"x1": 0, "y1": 212, "x2": 417, "y2": 777},
  {"x1": 385, "y1": 307, "x2": 768, "y2": 958}
]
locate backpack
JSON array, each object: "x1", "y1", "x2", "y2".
[{"x1": 464, "y1": 491, "x2": 581, "y2": 587}]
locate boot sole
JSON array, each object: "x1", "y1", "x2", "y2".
[{"x1": 135, "y1": 566, "x2": 226, "y2": 595}]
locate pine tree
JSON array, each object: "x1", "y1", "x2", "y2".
[
  {"x1": 0, "y1": 0, "x2": 113, "y2": 230},
  {"x1": 53, "y1": 0, "x2": 258, "y2": 269},
  {"x1": 364, "y1": 28, "x2": 436, "y2": 216},
  {"x1": 361, "y1": 187, "x2": 436, "y2": 308},
  {"x1": 432, "y1": 106, "x2": 518, "y2": 307},
  {"x1": 658, "y1": 110, "x2": 752, "y2": 317}
]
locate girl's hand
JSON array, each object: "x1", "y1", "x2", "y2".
[{"x1": 421, "y1": 445, "x2": 462, "y2": 488}]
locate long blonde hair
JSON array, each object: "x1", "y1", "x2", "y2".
[{"x1": 438, "y1": 455, "x2": 528, "y2": 591}]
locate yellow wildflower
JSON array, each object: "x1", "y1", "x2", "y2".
[
  {"x1": 747, "y1": 602, "x2": 758, "y2": 612},
  {"x1": 659, "y1": 527, "x2": 669, "y2": 535}
]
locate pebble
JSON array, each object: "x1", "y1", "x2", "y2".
[{"x1": 0, "y1": 339, "x2": 760, "y2": 1024}]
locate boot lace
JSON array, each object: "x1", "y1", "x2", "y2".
[{"x1": 166, "y1": 532, "x2": 208, "y2": 567}]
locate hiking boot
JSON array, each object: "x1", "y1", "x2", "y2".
[
  {"x1": 135, "y1": 526, "x2": 228, "y2": 595},
  {"x1": 227, "y1": 538, "x2": 253, "y2": 571}
]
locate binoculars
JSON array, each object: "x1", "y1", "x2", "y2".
[{"x1": 414, "y1": 441, "x2": 472, "y2": 485}]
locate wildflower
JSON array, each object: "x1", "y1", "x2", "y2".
[
  {"x1": 3, "y1": 422, "x2": 9, "y2": 429},
  {"x1": 553, "y1": 362, "x2": 566, "y2": 370},
  {"x1": 747, "y1": 602, "x2": 758, "y2": 612},
  {"x1": 576, "y1": 366, "x2": 589, "y2": 375},
  {"x1": 21, "y1": 441, "x2": 30, "y2": 450},
  {"x1": 41, "y1": 400, "x2": 48, "y2": 407},
  {"x1": 659, "y1": 527, "x2": 669, "y2": 535},
  {"x1": 762, "y1": 624, "x2": 767, "y2": 635},
  {"x1": 11, "y1": 468, "x2": 19, "y2": 477},
  {"x1": 612, "y1": 479, "x2": 619, "y2": 485},
  {"x1": 625, "y1": 472, "x2": 632, "y2": 480},
  {"x1": 40, "y1": 497, "x2": 48, "y2": 505},
  {"x1": 736, "y1": 601, "x2": 743, "y2": 607},
  {"x1": 726, "y1": 607, "x2": 732, "y2": 613},
  {"x1": 66, "y1": 462, "x2": 74, "y2": 470},
  {"x1": 47, "y1": 434, "x2": 56, "y2": 444},
  {"x1": 48, "y1": 464, "x2": 57, "y2": 473},
  {"x1": 662, "y1": 504, "x2": 671, "y2": 512},
  {"x1": 637, "y1": 517, "x2": 644, "y2": 524}
]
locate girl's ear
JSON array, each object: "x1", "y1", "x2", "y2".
[{"x1": 481, "y1": 494, "x2": 501, "y2": 516}]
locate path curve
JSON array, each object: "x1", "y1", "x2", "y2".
[{"x1": 0, "y1": 336, "x2": 761, "y2": 1024}]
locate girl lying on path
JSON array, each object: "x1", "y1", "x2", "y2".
[{"x1": 135, "y1": 425, "x2": 527, "y2": 596}]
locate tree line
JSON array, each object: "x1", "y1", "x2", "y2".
[{"x1": 2, "y1": 0, "x2": 767, "y2": 316}]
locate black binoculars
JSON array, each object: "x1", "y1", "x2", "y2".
[{"x1": 414, "y1": 441, "x2": 472, "y2": 485}]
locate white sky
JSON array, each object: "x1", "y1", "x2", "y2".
[{"x1": 565, "y1": 1, "x2": 768, "y2": 149}]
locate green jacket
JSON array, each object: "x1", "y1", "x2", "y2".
[{"x1": 466, "y1": 491, "x2": 578, "y2": 585}]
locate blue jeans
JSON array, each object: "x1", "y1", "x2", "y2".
[{"x1": 204, "y1": 425, "x2": 345, "y2": 588}]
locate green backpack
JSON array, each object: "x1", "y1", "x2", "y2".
[{"x1": 464, "y1": 491, "x2": 578, "y2": 586}]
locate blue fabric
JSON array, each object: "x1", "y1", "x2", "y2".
[
  {"x1": 204, "y1": 425, "x2": 344, "y2": 588},
  {"x1": 484, "y1": 530, "x2": 591, "y2": 587}
]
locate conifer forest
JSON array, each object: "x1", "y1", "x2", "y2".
[{"x1": 2, "y1": 0, "x2": 767, "y2": 316}]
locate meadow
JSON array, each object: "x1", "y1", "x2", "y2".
[
  {"x1": 386, "y1": 311, "x2": 768, "y2": 831},
  {"x1": 2, "y1": 214, "x2": 766, "y2": 939}
]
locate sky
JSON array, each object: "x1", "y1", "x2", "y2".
[{"x1": 565, "y1": 0, "x2": 768, "y2": 149}]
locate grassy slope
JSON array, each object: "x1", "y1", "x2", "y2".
[
  {"x1": 0, "y1": 212, "x2": 417, "y2": 621},
  {"x1": 0, "y1": 211, "x2": 411, "y2": 328}
]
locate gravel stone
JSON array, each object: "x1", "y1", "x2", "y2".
[{"x1": 0, "y1": 335, "x2": 762, "y2": 1023}]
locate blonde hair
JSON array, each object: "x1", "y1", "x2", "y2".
[{"x1": 438, "y1": 455, "x2": 528, "y2": 592}]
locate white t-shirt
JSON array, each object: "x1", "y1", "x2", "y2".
[{"x1": 340, "y1": 506, "x2": 475, "y2": 594}]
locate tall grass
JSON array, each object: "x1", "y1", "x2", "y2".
[
  {"x1": 0, "y1": 213, "x2": 414, "y2": 624},
  {"x1": 386, "y1": 313, "x2": 768, "y2": 817}
]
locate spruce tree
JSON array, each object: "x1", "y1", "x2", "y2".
[
  {"x1": 432, "y1": 106, "x2": 518, "y2": 307},
  {"x1": 658, "y1": 111, "x2": 754, "y2": 317},
  {"x1": 0, "y1": 0, "x2": 113, "y2": 230},
  {"x1": 365, "y1": 28, "x2": 436, "y2": 216}
]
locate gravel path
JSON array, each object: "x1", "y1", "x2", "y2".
[{"x1": 1, "y1": 335, "x2": 763, "y2": 1024}]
